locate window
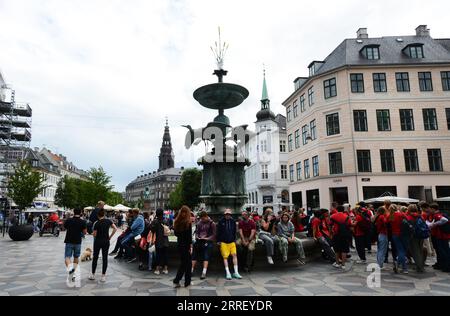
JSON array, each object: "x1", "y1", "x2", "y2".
[
  {"x1": 353, "y1": 110, "x2": 368, "y2": 132},
  {"x1": 446, "y1": 108, "x2": 450, "y2": 130},
  {"x1": 428, "y1": 149, "x2": 443, "y2": 172},
  {"x1": 373, "y1": 73, "x2": 387, "y2": 92},
  {"x1": 261, "y1": 165, "x2": 269, "y2": 180},
  {"x1": 289, "y1": 165, "x2": 294, "y2": 182},
  {"x1": 312, "y1": 156, "x2": 319, "y2": 177},
  {"x1": 326, "y1": 113, "x2": 340, "y2": 136},
  {"x1": 409, "y1": 45, "x2": 424, "y2": 58},
  {"x1": 380, "y1": 150, "x2": 395, "y2": 172},
  {"x1": 302, "y1": 125, "x2": 308, "y2": 145},
  {"x1": 310, "y1": 120, "x2": 317, "y2": 140},
  {"x1": 357, "y1": 150, "x2": 372, "y2": 173},
  {"x1": 281, "y1": 165, "x2": 288, "y2": 180},
  {"x1": 399, "y1": 109, "x2": 415, "y2": 131},
  {"x1": 308, "y1": 87, "x2": 314, "y2": 106},
  {"x1": 304, "y1": 159, "x2": 310, "y2": 179},
  {"x1": 293, "y1": 100, "x2": 299, "y2": 118},
  {"x1": 280, "y1": 140, "x2": 286, "y2": 153},
  {"x1": 287, "y1": 106, "x2": 292, "y2": 122},
  {"x1": 294, "y1": 130, "x2": 300, "y2": 149},
  {"x1": 441, "y1": 71, "x2": 450, "y2": 91},
  {"x1": 288, "y1": 134, "x2": 293, "y2": 152},
  {"x1": 329, "y1": 152, "x2": 343, "y2": 175},
  {"x1": 324, "y1": 78, "x2": 337, "y2": 99},
  {"x1": 350, "y1": 74, "x2": 364, "y2": 93},
  {"x1": 404, "y1": 149, "x2": 419, "y2": 172},
  {"x1": 363, "y1": 46, "x2": 380, "y2": 60},
  {"x1": 300, "y1": 95, "x2": 306, "y2": 112},
  {"x1": 423, "y1": 109, "x2": 438, "y2": 130},
  {"x1": 296, "y1": 162, "x2": 302, "y2": 181},
  {"x1": 419, "y1": 72, "x2": 433, "y2": 91},
  {"x1": 396, "y1": 72, "x2": 410, "y2": 92},
  {"x1": 260, "y1": 140, "x2": 267, "y2": 152},
  {"x1": 377, "y1": 110, "x2": 391, "y2": 131}
]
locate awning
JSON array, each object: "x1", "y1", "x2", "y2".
[{"x1": 436, "y1": 197, "x2": 450, "y2": 202}]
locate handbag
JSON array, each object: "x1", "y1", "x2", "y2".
[
  {"x1": 139, "y1": 237, "x2": 148, "y2": 250},
  {"x1": 163, "y1": 224, "x2": 171, "y2": 237}
]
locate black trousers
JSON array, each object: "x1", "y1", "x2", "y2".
[
  {"x1": 155, "y1": 247, "x2": 168, "y2": 267},
  {"x1": 112, "y1": 234, "x2": 125, "y2": 253},
  {"x1": 355, "y1": 235, "x2": 367, "y2": 260},
  {"x1": 174, "y1": 245, "x2": 192, "y2": 286},
  {"x1": 92, "y1": 241, "x2": 110, "y2": 275}
]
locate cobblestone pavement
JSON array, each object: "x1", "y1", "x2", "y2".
[{"x1": 0, "y1": 231, "x2": 449, "y2": 296}]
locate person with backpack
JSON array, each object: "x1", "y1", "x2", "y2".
[
  {"x1": 191, "y1": 211, "x2": 216, "y2": 280},
  {"x1": 427, "y1": 204, "x2": 450, "y2": 272},
  {"x1": 406, "y1": 204, "x2": 429, "y2": 273},
  {"x1": 388, "y1": 204, "x2": 409, "y2": 274},
  {"x1": 330, "y1": 205, "x2": 352, "y2": 270},
  {"x1": 374, "y1": 207, "x2": 388, "y2": 269},
  {"x1": 150, "y1": 209, "x2": 171, "y2": 275},
  {"x1": 312, "y1": 209, "x2": 336, "y2": 266},
  {"x1": 353, "y1": 206, "x2": 371, "y2": 264}
]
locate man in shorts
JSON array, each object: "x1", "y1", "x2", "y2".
[
  {"x1": 64, "y1": 208, "x2": 87, "y2": 283},
  {"x1": 217, "y1": 209, "x2": 242, "y2": 280}
]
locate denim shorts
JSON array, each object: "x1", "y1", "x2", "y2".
[{"x1": 65, "y1": 243, "x2": 82, "y2": 259}]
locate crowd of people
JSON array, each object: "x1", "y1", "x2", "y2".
[{"x1": 62, "y1": 199, "x2": 450, "y2": 287}]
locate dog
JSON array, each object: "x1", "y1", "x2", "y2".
[{"x1": 81, "y1": 248, "x2": 93, "y2": 262}]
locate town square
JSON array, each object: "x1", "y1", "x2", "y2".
[{"x1": 0, "y1": 0, "x2": 450, "y2": 299}]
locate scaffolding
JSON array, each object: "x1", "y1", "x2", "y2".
[{"x1": 0, "y1": 82, "x2": 33, "y2": 199}]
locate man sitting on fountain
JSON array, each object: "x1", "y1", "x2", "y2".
[
  {"x1": 217, "y1": 209, "x2": 242, "y2": 280},
  {"x1": 236, "y1": 210, "x2": 257, "y2": 273}
]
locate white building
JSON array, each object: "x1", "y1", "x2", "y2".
[{"x1": 245, "y1": 74, "x2": 290, "y2": 214}]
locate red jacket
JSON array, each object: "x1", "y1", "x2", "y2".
[
  {"x1": 374, "y1": 214, "x2": 387, "y2": 235},
  {"x1": 388, "y1": 211, "x2": 406, "y2": 236},
  {"x1": 432, "y1": 212, "x2": 450, "y2": 240}
]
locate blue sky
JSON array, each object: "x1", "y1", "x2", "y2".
[{"x1": 0, "y1": 0, "x2": 449, "y2": 191}]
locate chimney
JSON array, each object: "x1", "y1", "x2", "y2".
[
  {"x1": 416, "y1": 25, "x2": 430, "y2": 37},
  {"x1": 357, "y1": 28, "x2": 368, "y2": 39}
]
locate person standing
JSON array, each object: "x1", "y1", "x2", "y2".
[
  {"x1": 217, "y1": 209, "x2": 242, "y2": 280},
  {"x1": 150, "y1": 209, "x2": 170, "y2": 275},
  {"x1": 276, "y1": 213, "x2": 306, "y2": 265},
  {"x1": 388, "y1": 204, "x2": 409, "y2": 274},
  {"x1": 88, "y1": 201, "x2": 105, "y2": 234},
  {"x1": 236, "y1": 211, "x2": 257, "y2": 273},
  {"x1": 330, "y1": 206, "x2": 352, "y2": 270},
  {"x1": 406, "y1": 204, "x2": 429, "y2": 273},
  {"x1": 173, "y1": 206, "x2": 193, "y2": 288},
  {"x1": 374, "y1": 207, "x2": 388, "y2": 269},
  {"x1": 63, "y1": 208, "x2": 87, "y2": 283},
  {"x1": 428, "y1": 204, "x2": 450, "y2": 272},
  {"x1": 191, "y1": 211, "x2": 216, "y2": 280},
  {"x1": 89, "y1": 209, "x2": 117, "y2": 283}
]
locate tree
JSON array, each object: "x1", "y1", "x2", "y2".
[
  {"x1": 169, "y1": 168, "x2": 202, "y2": 210},
  {"x1": 55, "y1": 176, "x2": 79, "y2": 209},
  {"x1": 7, "y1": 160, "x2": 47, "y2": 212},
  {"x1": 168, "y1": 182, "x2": 183, "y2": 210},
  {"x1": 106, "y1": 191, "x2": 124, "y2": 206}
]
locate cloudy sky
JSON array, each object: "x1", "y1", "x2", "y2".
[{"x1": 0, "y1": 0, "x2": 448, "y2": 191}]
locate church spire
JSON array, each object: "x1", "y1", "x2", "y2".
[
  {"x1": 261, "y1": 67, "x2": 270, "y2": 110},
  {"x1": 159, "y1": 119, "x2": 175, "y2": 171}
]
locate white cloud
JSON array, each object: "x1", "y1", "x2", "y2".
[{"x1": 0, "y1": 0, "x2": 447, "y2": 190}]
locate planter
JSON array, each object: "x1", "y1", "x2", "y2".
[{"x1": 8, "y1": 225, "x2": 34, "y2": 241}]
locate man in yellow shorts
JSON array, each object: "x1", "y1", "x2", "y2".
[{"x1": 217, "y1": 209, "x2": 242, "y2": 280}]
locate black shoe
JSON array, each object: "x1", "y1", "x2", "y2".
[
  {"x1": 173, "y1": 282, "x2": 181, "y2": 289},
  {"x1": 114, "y1": 255, "x2": 123, "y2": 260},
  {"x1": 109, "y1": 252, "x2": 118, "y2": 256}
]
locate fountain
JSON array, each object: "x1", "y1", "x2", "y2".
[{"x1": 184, "y1": 30, "x2": 252, "y2": 218}]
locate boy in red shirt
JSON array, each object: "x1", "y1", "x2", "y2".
[
  {"x1": 427, "y1": 204, "x2": 450, "y2": 272},
  {"x1": 330, "y1": 206, "x2": 352, "y2": 270},
  {"x1": 387, "y1": 205, "x2": 409, "y2": 274}
]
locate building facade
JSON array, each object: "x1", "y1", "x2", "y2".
[
  {"x1": 245, "y1": 74, "x2": 290, "y2": 214},
  {"x1": 125, "y1": 121, "x2": 184, "y2": 209},
  {"x1": 283, "y1": 26, "x2": 450, "y2": 211}
]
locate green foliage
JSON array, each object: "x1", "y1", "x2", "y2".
[
  {"x1": 106, "y1": 191, "x2": 124, "y2": 206},
  {"x1": 55, "y1": 166, "x2": 116, "y2": 209},
  {"x1": 7, "y1": 160, "x2": 47, "y2": 211},
  {"x1": 169, "y1": 168, "x2": 202, "y2": 210}
]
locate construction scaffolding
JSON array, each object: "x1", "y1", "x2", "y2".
[{"x1": 0, "y1": 79, "x2": 32, "y2": 199}]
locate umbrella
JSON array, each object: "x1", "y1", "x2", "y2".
[
  {"x1": 84, "y1": 207, "x2": 94, "y2": 211},
  {"x1": 364, "y1": 192, "x2": 419, "y2": 204},
  {"x1": 436, "y1": 197, "x2": 450, "y2": 202},
  {"x1": 103, "y1": 204, "x2": 114, "y2": 211},
  {"x1": 114, "y1": 204, "x2": 131, "y2": 212}
]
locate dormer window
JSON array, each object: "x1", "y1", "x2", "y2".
[
  {"x1": 404, "y1": 44, "x2": 424, "y2": 58},
  {"x1": 361, "y1": 45, "x2": 380, "y2": 60},
  {"x1": 308, "y1": 61, "x2": 324, "y2": 77}
]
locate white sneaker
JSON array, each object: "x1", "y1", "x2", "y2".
[
  {"x1": 332, "y1": 262, "x2": 341, "y2": 269},
  {"x1": 154, "y1": 270, "x2": 160, "y2": 275},
  {"x1": 163, "y1": 269, "x2": 169, "y2": 275},
  {"x1": 267, "y1": 257, "x2": 274, "y2": 265},
  {"x1": 100, "y1": 275, "x2": 106, "y2": 283},
  {"x1": 88, "y1": 274, "x2": 96, "y2": 281}
]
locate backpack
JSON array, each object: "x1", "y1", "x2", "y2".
[
  {"x1": 333, "y1": 216, "x2": 352, "y2": 240},
  {"x1": 401, "y1": 218, "x2": 414, "y2": 241},
  {"x1": 359, "y1": 210, "x2": 372, "y2": 234},
  {"x1": 414, "y1": 217, "x2": 430, "y2": 239},
  {"x1": 439, "y1": 213, "x2": 450, "y2": 234}
]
